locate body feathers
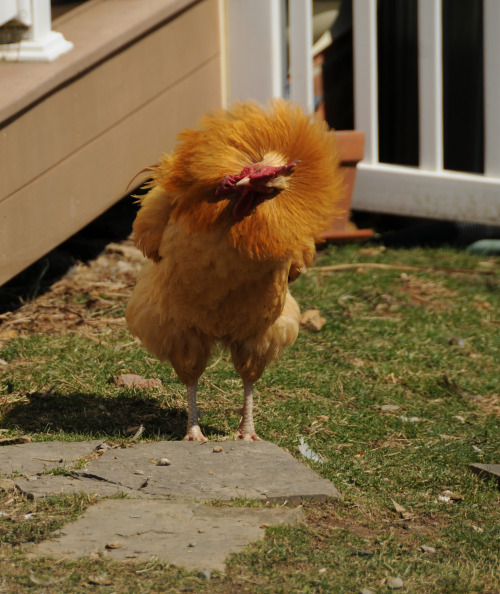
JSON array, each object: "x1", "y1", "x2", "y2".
[{"x1": 125, "y1": 100, "x2": 343, "y2": 439}]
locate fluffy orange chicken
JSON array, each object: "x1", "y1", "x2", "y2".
[{"x1": 126, "y1": 100, "x2": 344, "y2": 441}]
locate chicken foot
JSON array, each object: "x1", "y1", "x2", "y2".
[
  {"x1": 236, "y1": 384, "x2": 261, "y2": 441},
  {"x1": 183, "y1": 382, "x2": 207, "y2": 442}
]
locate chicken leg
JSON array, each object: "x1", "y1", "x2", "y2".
[
  {"x1": 183, "y1": 383, "x2": 207, "y2": 442},
  {"x1": 236, "y1": 384, "x2": 261, "y2": 441}
]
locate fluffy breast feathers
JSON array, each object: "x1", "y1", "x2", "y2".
[{"x1": 133, "y1": 100, "x2": 344, "y2": 263}]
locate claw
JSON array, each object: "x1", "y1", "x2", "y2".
[
  {"x1": 236, "y1": 429, "x2": 261, "y2": 442},
  {"x1": 183, "y1": 425, "x2": 207, "y2": 442}
]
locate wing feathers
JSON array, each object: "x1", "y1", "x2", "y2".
[{"x1": 133, "y1": 185, "x2": 173, "y2": 262}]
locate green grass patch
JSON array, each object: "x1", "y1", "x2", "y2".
[{"x1": 0, "y1": 245, "x2": 499, "y2": 592}]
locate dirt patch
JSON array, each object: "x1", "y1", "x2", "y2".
[
  {"x1": 442, "y1": 375, "x2": 500, "y2": 417},
  {"x1": 0, "y1": 241, "x2": 143, "y2": 341},
  {"x1": 338, "y1": 289, "x2": 404, "y2": 320},
  {"x1": 303, "y1": 500, "x2": 445, "y2": 552},
  {"x1": 398, "y1": 274, "x2": 457, "y2": 312}
]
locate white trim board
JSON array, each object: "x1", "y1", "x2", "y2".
[{"x1": 352, "y1": 163, "x2": 500, "y2": 225}]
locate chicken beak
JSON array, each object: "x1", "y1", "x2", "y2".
[{"x1": 235, "y1": 176, "x2": 251, "y2": 187}]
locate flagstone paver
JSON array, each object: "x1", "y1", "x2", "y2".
[
  {"x1": 34, "y1": 498, "x2": 303, "y2": 571},
  {"x1": 2, "y1": 440, "x2": 341, "y2": 572},
  {"x1": 0, "y1": 440, "x2": 102, "y2": 476}
]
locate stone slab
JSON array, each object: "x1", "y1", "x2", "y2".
[
  {"x1": 0, "y1": 440, "x2": 103, "y2": 476},
  {"x1": 469, "y1": 463, "x2": 500, "y2": 488},
  {"x1": 75, "y1": 440, "x2": 341, "y2": 503},
  {"x1": 34, "y1": 499, "x2": 303, "y2": 571},
  {"x1": 14, "y1": 475, "x2": 150, "y2": 500}
]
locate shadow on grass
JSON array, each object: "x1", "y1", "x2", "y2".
[{"x1": 2, "y1": 390, "x2": 218, "y2": 441}]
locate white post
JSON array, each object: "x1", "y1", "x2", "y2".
[
  {"x1": 353, "y1": 0, "x2": 379, "y2": 165},
  {"x1": 224, "y1": 0, "x2": 285, "y2": 105},
  {"x1": 483, "y1": 0, "x2": 500, "y2": 178},
  {"x1": 0, "y1": 0, "x2": 73, "y2": 62},
  {"x1": 418, "y1": 0, "x2": 444, "y2": 171},
  {"x1": 0, "y1": 1, "x2": 18, "y2": 27},
  {"x1": 27, "y1": 0, "x2": 52, "y2": 42},
  {"x1": 288, "y1": 0, "x2": 314, "y2": 113}
]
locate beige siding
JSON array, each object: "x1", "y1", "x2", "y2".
[{"x1": 0, "y1": 0, "x2": 222, "y2": 285}]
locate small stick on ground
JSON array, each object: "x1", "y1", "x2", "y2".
[
  {"x1": 310, "y1": 263, "x2": 495, "y2": 276},
  {"x1": 130, "y1": 424, "x2": 145, "y2": 442}
]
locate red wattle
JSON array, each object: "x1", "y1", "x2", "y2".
[{"x1": 233, "y1": 190, "x2": 255, "y2": 220}]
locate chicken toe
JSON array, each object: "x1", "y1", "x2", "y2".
[
  {"x1": 183, "y1": 426, "x2": 207, "y2": 442},
  {"x1": 236, "y1": 427, "x2": 261, "y2": 441}
]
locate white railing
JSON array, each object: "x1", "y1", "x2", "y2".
[
  {"x1": 352, "y1": 0, "x2": 500, "y2": 224},
  {"x1": 223, "y1": 0, "x2": 500, "y2": 225},
  {"x1": 223, "y1": 0, "x2": 314, "y2": 112},
  {"x1": 0, "y1": 0, "x2": 72, "y2": 62},
  {"x1": 0, "y1": 0, "x2": 19, "y2": 28}
]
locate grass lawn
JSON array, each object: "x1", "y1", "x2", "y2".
[{"x1": 0, "y1": 243, "x2": 499, "y2": 592}]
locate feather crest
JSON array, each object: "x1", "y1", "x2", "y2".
[{"x1": 153, "y1": 100, "x2": 344, "y2": 262}]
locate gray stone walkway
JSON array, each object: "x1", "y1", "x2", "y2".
[
  {"x1": 34, "y1": 499, "x2": 303, "y2": 571},
  {"x1": 1, "y1": 440, "x2": 341, "y2": 572},
  {"x1": 469, "y1": 463, "x2": 500, "y2": 487},
  {"x1": 0, "y1": 440, "x2": 103, "y2": 476}
]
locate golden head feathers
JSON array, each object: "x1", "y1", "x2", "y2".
[{"x1": 142, "y1": 100, "x2": 344, "y2": 261}]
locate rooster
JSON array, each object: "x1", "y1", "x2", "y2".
[{"x1": 126, "y1": 100, "x2": 343, "y2": 441}]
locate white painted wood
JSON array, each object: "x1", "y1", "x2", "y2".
[
  {"x1": 349, "y1": 0, "x2": 499, "y2": 223},
  {"x1": 224, "y1": 0, "x2": 285, "y2": 105},
  {"x1": 0, "y1": 1, "x2": 17, "y2": 27},
  {"x1": 27, "y1": 0, "x2": 51, "y2": 41},
  {"x1": 353, "y1": 163, "x2": 500, "y2": 224},
  {"x1": 289, "y1": 0, "x2": 314, "y2": 113},
  {"x1": 0, "y1": 31, "x2": 73, "y2": 62},
  {"x1": 418, "y1": 0, "x2": 443, "y2": 171},
  {"x1": 15, "y1": 0, "x2": 32, "y2": 26},
  {"x1": 483, "y1": 0, "x2": 500, "y2": 178},
  {"x1": 0, "y1": 0, "x2": 73, "y2": 62},
  {"x1": 352, "y1": 0, "x2": 378, "y2": 164}
]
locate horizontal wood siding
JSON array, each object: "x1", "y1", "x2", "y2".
[{"x1": 0, "y1": 0, "x2": 221, "y2": 285}]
